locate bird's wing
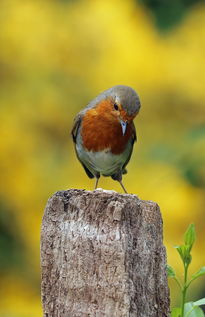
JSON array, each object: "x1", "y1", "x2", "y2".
[
  {"x1": 71, "y1": 112, "x2": 95, "y2": 179},
  {"x1": 122, "y1": 122, "x2": 137, "y2": 173},
  {"x1": 71, "y1": 112, "x2": 83, "y2": 143}
]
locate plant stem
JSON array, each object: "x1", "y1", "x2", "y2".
[{"x1": 181, "y1": 263, "x2": 189, "y2": 317}]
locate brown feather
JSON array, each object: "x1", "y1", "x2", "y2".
[{"x1": 81, "y1": 99, "x2": 135, "y2": 155}]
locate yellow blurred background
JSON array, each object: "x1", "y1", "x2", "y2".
[{"x1": 0, "y1": 0, "x2": 205, "y2": 315}]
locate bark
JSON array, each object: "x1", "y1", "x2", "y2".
[{"x1": 41, "y1": 189, "x2": 170, "y2": 317}]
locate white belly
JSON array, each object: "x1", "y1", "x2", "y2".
[{"x1": 76, "y1": 142, "x2": 131, "y2": 176}]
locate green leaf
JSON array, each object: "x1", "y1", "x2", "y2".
[
  {"x1": 175, "y1": 245, "x2": 192, "y2": 265},
  {"x1": 171, "y1": 307, "x2": 181, "y2": 317},
  {"x1": 167, "y1": 265, "x2": 176, "y2": 278},
  {"x1": 193, "y1": 298, "x2": 205, "y2": 307},
  {"x1": 185, "y1": 253, "x2": 192, "y2": 265},
  {"x1": 184, "y1": 224, "x2": 196, "y2": 251},
  {"x1": 175, "y1": 245, "x2": 185, "y2": 261},
  {"x1": 192, "y1": 267, "x2": 205, "y2": 280},
  {"x1": 185, "y1": 302, "x2": 205, "y2": 317}
]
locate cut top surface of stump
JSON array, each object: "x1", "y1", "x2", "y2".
[
  {"x1": 41, "y1": 189, "x2": 169, "y2": 317},
  {"x1": 43, "y1": 188, "x2": 161, "y2": 227}
]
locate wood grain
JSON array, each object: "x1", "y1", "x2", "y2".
[{"x1": 41, "y1": 189, "x2": 170, "y2": 317}]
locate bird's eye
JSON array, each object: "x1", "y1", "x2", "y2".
[{"x1": 114, "y1": 103, "x2": 119, "y2": 111}]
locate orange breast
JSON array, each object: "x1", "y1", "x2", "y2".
[{"x1": 81, "y1": 99, "x2": 134, "y2": 155}]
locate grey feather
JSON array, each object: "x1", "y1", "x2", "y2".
[{"x1": 84, "y1": 85, "x2": 141, "y2": 116}]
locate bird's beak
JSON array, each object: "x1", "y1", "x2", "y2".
[{"x1": 120, "y1": 120, "x2": 127, "y2": 136}]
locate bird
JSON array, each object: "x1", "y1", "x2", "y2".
[{"x1": 71, "y1": 85, "x2": 141, "y2": 193}]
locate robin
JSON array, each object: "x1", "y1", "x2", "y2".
[{"x1": 71, "y1": 85, "x2": 141, "y2": 193}]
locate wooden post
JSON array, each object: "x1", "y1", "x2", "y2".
[{"x1": 41, "y1": 189, "x2": 170, "y2": 317}]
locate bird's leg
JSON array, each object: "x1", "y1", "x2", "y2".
[
  {"x1": 119, "y1": 180, "x2": 128, "y2": 194},
  {"x1": 111, "y1": 172, "x2": 128, "y2": 194},
  {"x1": 94, "y1": 178, "x2": 99, "y2": 189},
  {"x1": 94, "y1": 175, "x2": 100, "y2": 190}
]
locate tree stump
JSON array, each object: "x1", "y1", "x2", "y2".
[{"x1": 41, "y1": 189, "x2": 170, "y2": 317}]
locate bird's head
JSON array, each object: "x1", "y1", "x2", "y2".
[
  {"x1": 97, "y1": 85, "x2": 141, "y2": 135},
  {"x1": 89, "y1": 85, "x2": 140, "y2": 135},
  {"x1": 85, "y1": 85, "x2": 141, "y2": 136}
]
